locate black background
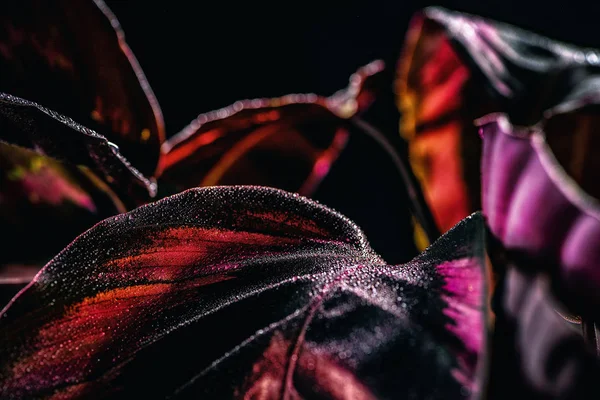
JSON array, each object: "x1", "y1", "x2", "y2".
[
  {"x1": 105, "y1": 0, "x2": 600, "y2": 133},
  {"x1": 103, "y1": 0, "x2": 600, "y2": 263}
]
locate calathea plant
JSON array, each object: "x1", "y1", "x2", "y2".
[{"x1": 0, "y1": 2, "x2": 599, "y2": 399}]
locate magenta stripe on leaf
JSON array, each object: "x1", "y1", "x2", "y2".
[{"x1": 0, "y1": 186, "x2": 487, "y2": 399}]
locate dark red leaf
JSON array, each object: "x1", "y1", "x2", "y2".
[
  {"x1": 157, "y1": 61, "x2": 385, "y2": 197},
  {"x1": 0, "y1": 94, "x2": 156, "y2": 291},
  {"x1": 0, "y1": 0, "x2": 163, "y2": 283},
  {"x1": 0, "y1": 0, "x2": 164, "y2": 176},
  {"x1": 408, "y1": 7, "x2": 600, "y2": 123},
  {"x1": 0, "y1": 186, "x2": 488, "y2": 399},
  {"x1": 0, "y1": 93, "x2": 156, "y2": 296}
]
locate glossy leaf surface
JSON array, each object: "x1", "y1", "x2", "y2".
[
  {"x1": 397, "y1": 7, "x2": 600, "y2": 243},
  {"x1": 479, "y1": 114, "x2": 600, "y2": 317},
  {"x1": 488, "y1": 266, "x2": 600, "y2": 399},
  {"x1": 0, "y1": 186, "x2": 487, "y2": 399}
]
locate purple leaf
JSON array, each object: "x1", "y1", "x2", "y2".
[
  {"x1": 400, "y1": 7, "x2": 600, "y2": 316},
  {"x1": 479, "y1": 114, "x2": 600, "y2": 317},
  {"x1": 0, "y1": 186, "x2": 488, "y2": 399}
]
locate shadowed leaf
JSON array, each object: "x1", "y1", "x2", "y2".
[
  {"x1": 0, "y1": 143, "x2": 125, "y2": 299},
  {"x1": 0, "y1": 186, "x2": 487, "y2": 399},
  {"x1": 0, "y1": 0, "x2": 163, "y2": 284},
  {"x1": 479, "y1": 114, "x2": 600, "y2": 318},
  {"x1": 158, "y1": 61, "x2": 385, "y2": 197},
  {"x1": 0, "y1": 94, "x2": 156, "y2": 293},
  {"x1": 0, "y1": 0, "x2": 164, "y2": 176},
  {"x1": 0, "y1": 93, "x2": 156, "y2": 201},
  {"x1": 488, "y1": 266, "x2": 600, "y2": 399}
]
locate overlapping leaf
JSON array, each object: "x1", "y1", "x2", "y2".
[
  {"x1": 0, "y1": 94, "x2": 157, "y2": 201},
  {"x1": 157, "y1": 60, "x2": 421, "y2": 263},
  {"x1": 488, "y1": 265, "x2": 600, "y2": 399},
  {"x1": 158, "y1": 60, "x2": 385, "y2": 197},
  {"x1": 0, "y1": 186, "x2": 488, "y2": 399},
  {"x1": 0, "y1": 143, "x2": 125, "y2": 302},
  {"x1": 0, "y1": 0, "x2": 399, "y2": 278},
  {"x1": 0, "y1": 0, "x2": 163, "y2": 287},
  {"x1": 396, "y1": 8, "x2": 488, "y2": 238},
  {"x1": 0, "y1": 0, "x2": 164, "y2": 175},
  {"x1": 397, "y1": 7, "x2": 600, "y2": 316},
  {"x1": 396, "y1": 7, "x2": 600, "y2": 239}
]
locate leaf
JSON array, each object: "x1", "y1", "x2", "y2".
[
  {"x1": 396, "y1": 8, "x2": 488, "y2": 238},
  {"x1": 405, "y1": 8, "x2": 600, "y2": 316},
  {"x1": 405, "y1": 7, "x2": 600, "y2": 122},
  {"x1": 0, "y1": 0, "x2": 163, "y2": 280},
  {"x1": 397, "y1": 7, "x2": 600, "y2": 237},
  {"x1": 0, "y1": 94, "x2": 156, "y2": 289},
  {"x1": 398, "y1": 8, "x2": 600, "y2": 315},
  {"x1": 159, "y1": 60, "x2": 423, "y2": 264},
  {"x1": 487, "y1": 266, "x2": 600, "y2": 399},
  {"x1": 0, "y1": 186, "x2": 488, "y2": 399},
  {"x1": 0, "y1": 93, "x2": 156, "y2": 201},
  {"x1": 479, "y1": 114, "x2": 600, "y2": 318},
  {"x1": 157, "y1": 61, "x2": 385, "y2": 197},
  {"x1": 0, "y1": 143, "x2": 126, "y2": 302},
  {"x1": 310, "y1": 118, "x2": 436, "y2": 263},
  {"x1": 0, "y1": 0, "x2": 164, "y2": 176}
]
